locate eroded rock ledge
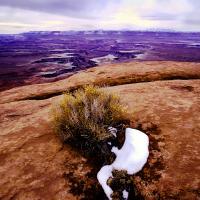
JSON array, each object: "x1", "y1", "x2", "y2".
[
  {"x1": 0, "y1": 61, "x2": 200, "y2": 104},
  {"x1": 0, "y1": 61, "x2": 199, "y2": 199}
]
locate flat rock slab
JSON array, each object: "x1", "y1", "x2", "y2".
[{"x1": 108, "y1": 80, "x2": 200, "y2": 199}]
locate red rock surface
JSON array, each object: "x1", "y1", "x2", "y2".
[
  {"x1": 1, "y1": 61, "x2": 200, "y2": 104},
  {"x1": 0, "y1": 61, "x2": 199, "y2": 199}
]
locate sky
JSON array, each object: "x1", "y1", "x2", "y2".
[{"x1": 0, "y1": 0, "x2": 200, "y2": 33}]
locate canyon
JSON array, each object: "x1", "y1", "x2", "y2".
[{"x1": 1, "y1": 31, "x2": 200, "y2": 92}]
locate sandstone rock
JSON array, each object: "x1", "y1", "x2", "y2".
[
  {"x1": 0, "y1": 61, "x2": 199, "y2": 199},
  {"x1": 107, "y1": 80, "x2": 200, "y2": 199},
  {"x1": 0, "y1": 61, "x2": 200, "y2": 104}
]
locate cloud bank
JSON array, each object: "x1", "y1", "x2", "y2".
[
  {"x1": 0, "y1": 0, "x2": 110, "y2": 18},
  {"x1": 0, "y1": 0, "x2": 199, "y2": 33}
]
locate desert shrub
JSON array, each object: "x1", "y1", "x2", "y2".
[
  {"x1": 107, "y1": 170, "x2": 134, "y2": 200},
  {"x1": 52, "y1": 85, "x2": 128, "y2": 164}
]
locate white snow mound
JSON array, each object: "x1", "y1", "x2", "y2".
[
  {"x1": 123, "y1": 190, "x2": 129, "y2": 199},
  {"x1": 97, "y1": 128, "x2": 149, "y2": 199}
]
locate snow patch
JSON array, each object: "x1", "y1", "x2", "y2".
[
  {"x1": 119, "y1": 50, "x2": 137, "y2": 53},
  {"x1": 97, "y1": 128, "x2": 149, "y2": 199},
  {"x1": 108, "y1": 126, "x2": 117, "y2": 137},
  {"x1": 97, "y1": 165, "x2": 113, "y2": 200},
  {"x1": 123, "y1": 190, "x2": 129, "y2": 199},
  {"x1": 91, "y1": 54, "x2": 117, "y2": 64}
]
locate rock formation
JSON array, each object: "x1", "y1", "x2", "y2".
[{"x1": 0, "y1": 61, "x2": 199, "y2": 199}]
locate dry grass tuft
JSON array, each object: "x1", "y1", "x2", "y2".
[{"x1": 52, "y1": 85, "x2": 128, "y2": 163}]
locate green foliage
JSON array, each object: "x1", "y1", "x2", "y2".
[{"x1": 52, "y1": 85, "x2": 128, "y2": 163}]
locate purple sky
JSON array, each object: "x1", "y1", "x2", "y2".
[{"x1": 0, "y1": 0, "x2": 200, "y2": 33}]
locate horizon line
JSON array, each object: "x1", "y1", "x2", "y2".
[{"x1": 1, "y1": 29, "x2": 200, "y2": 35}]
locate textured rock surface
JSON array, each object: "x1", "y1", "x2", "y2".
[
  {"x1": 107, "y1": 80, "x2": 200, "y2": 199},
  {"x1": 0, "y1": 61, "x2": 199, "y2": 199},
  {"x1": 0, "y1": 61, "x2": 200, "y2": 104}
]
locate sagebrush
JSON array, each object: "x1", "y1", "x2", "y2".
[{"x1": 52, "y1": 85, "x2": 128, "y2": 163}]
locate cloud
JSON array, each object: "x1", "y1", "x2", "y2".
[
  {"x1": 0, "y1": 0, "x2": 110, "y2": 19},
  {"x1": 121, "y1": 0, "x2": 200, "y2": 31},
  {"x1": 142, "y1": 13, "x2": 177, "y2": 21},
  {"x1": 0, "y1": 0, "x2": 200, "y2": 33},
  {"x1": 147, "y1": 0, "x2": 200, "y2": 26}
]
